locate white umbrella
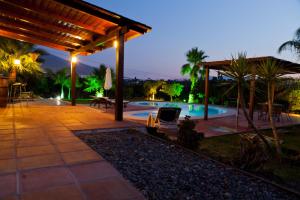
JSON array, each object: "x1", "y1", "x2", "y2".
[{"x1": 104, "y1": 68, "x2": 112, "y2": 90}]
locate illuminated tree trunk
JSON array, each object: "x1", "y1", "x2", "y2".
[
  {"x1": 268, "y1": 82, "x2": 282, "y2": 159},
  {"x1": 189, "y1": 78, "x2": 196, "y2": 103},
  {"x1": 68, "y1": 88, "x2": 71, "y2": 100},
  {"x1": 60, "y1": 85, "x2": 64, "y2": 99}
]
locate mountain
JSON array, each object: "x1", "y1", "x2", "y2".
[{"x1": 41, "y1": 54, "x2": 95, "y2": 75}]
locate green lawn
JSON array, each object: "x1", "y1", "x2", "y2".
[{"x1": 198, "y1": 125, "x2": 300, "y2": 190}]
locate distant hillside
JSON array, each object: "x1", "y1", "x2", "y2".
[{"x1": 41, "y1": 54, "x2": 95, "y2": 75}]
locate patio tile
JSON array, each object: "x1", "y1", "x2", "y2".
[
  {"x1": 16, "y1": 132, "x2": 46, "y2": 140},
  {"x1": 20, "y1": 166, "x2": 74, "y2": 192},
  {"x1": 18, "y1": 154, "x2": 64, "y2": 170},
  {"x1": 17, "y1": 145, "x2": 56, "y2": 158},
  {"x1": 45, "y1": 126, "x2": 69, "y2": 131},
  {"x1": 1, "y1": 195, "x2": 18, "y2": 200},
  {"x1": 51, "y1": 136, "x2": 81, "y2": 144},
  {"x1": 70, "y1": 161, "x2": 120, "y2": 183},
  {"x1": 17, "y1": 138, "x2": 51, "y2": 148},
  {"x1": 0, "y1": 173, "x2": 16, "y2": 198},
  {"x1": 0, "y1": 159, "x2": 16, "y2": 174},
  {"x1": 20, "y1": 184, "x2": 83, "y2": 200},
  {"x1": 61, "y1": 150, "x2": 102, "y2": 165},
  {"x1": 15, "y1": 128, "x2": 43, "y2": 134},
  {"x1": 47, "y1": 131, "x2": 74, "y2": 138},
  {"x1": 0, "y1": 148, "x2": 15, "y2": 160},
  {"x1": 56, "y1": 142, "x2": 90, "y2": 153},
  {"x1": 0, "y1": 134, "x2": 14, "y2": 141},
  {"x1": 80, "y1": 177, "x2": 144, "y2": 200},
  {"x1": 0, "y1": 141, "x2": 15, "y2": 148},
  {"x1": 0, "y1": 130, "x2": 13, "y2": 135}
]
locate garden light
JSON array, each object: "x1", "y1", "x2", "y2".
[
  {"x1": 71, "y1": 56, "x2": 77, "y2": 63},
  {"x1": 113, "y1": 40, "x2": 118, "y2": 48},
  {"x1": 14, "y1": 59, "x2": 20, "y2": 65}
]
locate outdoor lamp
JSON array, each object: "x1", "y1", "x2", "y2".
[
  {"x1": 113, "y1": 40, "x2": 118, "y2": 48},
  {"x1": 14, "y1": 59, "x2": 20, "y2": 65},
  {"x1": 71, "y1": 56, "x2": 77, "y2": 63}
]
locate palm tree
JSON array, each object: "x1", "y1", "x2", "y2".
[
  {"x1": 0, "y1": 37, "x2": 44, "y2": 82},
  {"x1": 181, "y1": 48, "x2": 208, "y2": 103},
  {"x1": 83, "y1": 75, "x2": 103, "y2": 95},
  {"x1": 278, "y1": 27, "x2": 300, "y2": 55},
  {"x1": 220, "y1": 53, "x2": 270, "y2": 148},
  {"x1": 54, "y1": 68, "x2": 68, "y2": 99},
  {"x1": 256, "y1": 59, "x2": 286, "y2": 159}
]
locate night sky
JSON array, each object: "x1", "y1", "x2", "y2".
[{"x1": 42, "y1": 0, "x2": 300, "y2": 79}]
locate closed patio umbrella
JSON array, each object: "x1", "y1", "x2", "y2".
[{"x1": 104, "y1": 68, "x2": 112, "y2": 96}]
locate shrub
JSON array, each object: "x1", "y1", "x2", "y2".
[
  {"x1": 234, "y1": 133, "x2": 269, "y2": 171},
  {"x1": 146, "y1": 127, "x2": 170, "y2": 141},
  {"x1": 177, "y1": 116, "x2": 204, "y2": 150}
]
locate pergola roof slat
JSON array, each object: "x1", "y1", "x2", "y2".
[{"x1": 0, "y1": 0, "x2": 151, "y2": 55}]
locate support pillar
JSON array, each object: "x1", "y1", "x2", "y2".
[
  {"x1": 248, "y1": 65, "x2": 256, "y2": 123},
  {"x1": 204, "y1": 66, "x2": 209, "y2": 120},
  {"x1": 115, "y1": 27, "x2": 127, "y2": 121},
  {"x1": 70, "y1": 53, "x2": 77, "y2": 106}
]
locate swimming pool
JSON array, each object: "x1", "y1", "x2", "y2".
[{"x1": 125, "y1": 101, "x2": 234, "y2": 120}]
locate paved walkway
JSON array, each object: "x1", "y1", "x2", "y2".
[
  {"x1": 195, "y1": 112, "x2": 300, "y2": 137},
  {"x1": 0, "y1": 101, "x2": 144, "y2": 200}
]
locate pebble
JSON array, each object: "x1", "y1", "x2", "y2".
[{"x1": 78, "y1": 129, "x2": 298, "y2": 200}]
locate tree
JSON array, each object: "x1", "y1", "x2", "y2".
[
  {"x1": 54, "y1": 68, "x2": 68, "y2": 99},
  {"x1": 160, "y1": 82, "x2": 184, "y2": 101},
  {"x1": 278, "y1": 27, "x2": 300, "y2": 56},
  {"x1": 143, "y1": 80, "x2": 164, "y2": 100},
  {"x1": 0, "y1": 37, "x2": 45, "y2": 82},
  {"x1": 181, "y1": 48, "x2": 208, "y2": 103},
  {"x1": 220, "y1": 53, "x2": 270, "y2": 149},
  {"x1": 256, "y1": 59, "x2": 286, "y2": 159},
  {"x1": 83, "y1": 75, "x2": 103, "y2": 96}
]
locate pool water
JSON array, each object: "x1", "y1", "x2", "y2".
[{"x1": 127, "y1": 101, "x2": 229, "y2": 119}]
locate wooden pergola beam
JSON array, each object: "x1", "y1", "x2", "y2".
[
  {"x1": 0, "y1": 17, "x2": 84, "y2": 46},
  {"x1": 0, "y1": 0, "x2": 107, "y2": 36},
  {"x1": 0, "y1": 29, "x2": 71, "y2": 51},
  {"x1": 52, "y1": 0, "x2": 150, "y2": 34},
  {"x1": 0, "y1": 6, "x2": 93, "y2": 41},
  {"x1": 72, "y1": 27, "x2": 121, "y2": 55},
  {"x1": 115, "y1": 27, "x2": 127, "y2": 121},
  {"x1": 0, "y1": 25, "x2": 79, "y2": 50}
]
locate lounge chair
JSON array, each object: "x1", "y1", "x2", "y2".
[
  {"x1": 90, "y1": 97, "x2": 129, "y2": 109},
  {"x1": 147, "y1": 107, "x2": 181, "y2": 133}
]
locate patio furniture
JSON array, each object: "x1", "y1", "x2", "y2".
[
  {"x1": 90, "y1": 97, "x2": 112, "y2": 109},
  {"x1": 146, "y1": 107, "x2": 181, "y2": 134},
  {"x1": 90, "y1": 96, "x2": 129, "y2": 109},
  {"x1": 281, "y1": 102, "x2": 293, "y2": 121},
  {"x1": 257, "y1": 103, "x2": 283, "y2": 122}
]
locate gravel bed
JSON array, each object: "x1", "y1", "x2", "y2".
[{"x1": 78, "y1": 129, "x2": 299, "y2": 200}]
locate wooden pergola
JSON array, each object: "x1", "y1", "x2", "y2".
[
  {"x1": 0, "y1": 0, "x2": 151, "y2": 121},
  {"x1": 202, "y1": 56, "x2": 300, "y2": 121}
]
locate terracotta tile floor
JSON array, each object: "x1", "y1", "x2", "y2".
[{"x1": 0, "y1": 101, "x2": 145, "y2": 200}]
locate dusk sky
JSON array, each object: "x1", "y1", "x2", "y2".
[{"x1": 43, "y1": 0, "x2": 300, "y2": 79}]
